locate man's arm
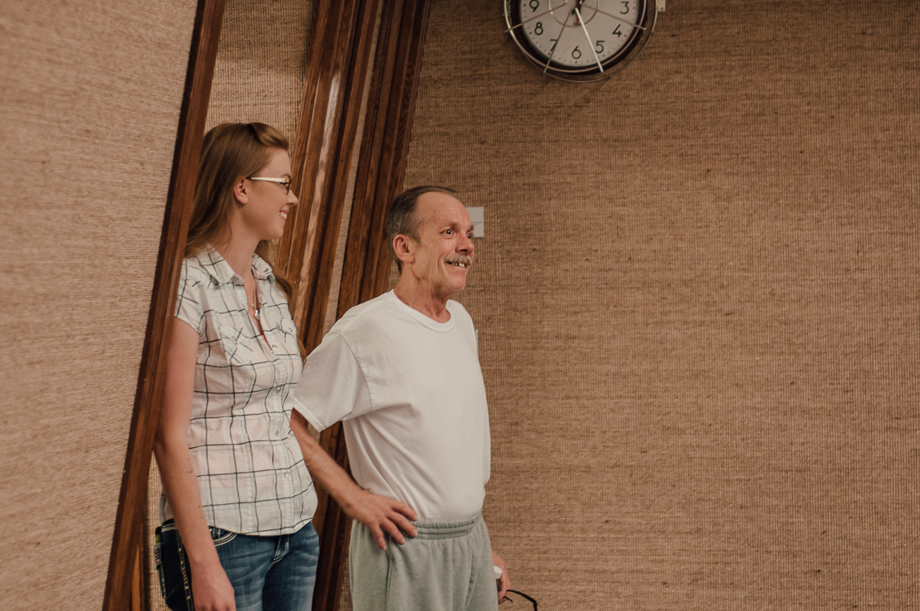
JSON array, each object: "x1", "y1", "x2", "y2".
[
  {"x1": 493, "y1": 550, "x2": 510, "y2": 602},
  {"x1": 290, "y1": 411, "x2": 418, "y2": 550}
]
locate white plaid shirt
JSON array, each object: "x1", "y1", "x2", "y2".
[{"x1": 159, "y1": 246, "x2": 317, "y2": 535}]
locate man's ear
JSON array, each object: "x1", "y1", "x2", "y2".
[
  {"x1": 393, "y1": 235, "x2": 414, "y2": 267},
  {"x1": 232, "y1": 177, "x2": 248, "y2": 205}
]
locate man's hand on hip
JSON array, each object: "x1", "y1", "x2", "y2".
[{"x1": 342, "y1": 487, "x2": 418, "y2": 551}]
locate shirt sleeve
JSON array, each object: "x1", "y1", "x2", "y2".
[
  {"x1": 289, "y1": 330, "x2": 372, "y2": 432},
  {"x1": 174, "y1": 259, "x2": 204, "y2": 333}
]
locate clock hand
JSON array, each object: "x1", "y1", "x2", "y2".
[
  {"x1": 504, "y1": 0, "x2": 573, "y2": 33},
  {"x1": 543, "y1": 4, "x2": 575, "y2": 74},
  {"x1": 573, "y1": 5, "x2": 604, "y2": 72},
  {"x1": 593, "y1": 4, "x2": 647, "y2": 31}
]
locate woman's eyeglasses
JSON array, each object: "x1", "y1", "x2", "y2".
[{"x1": 248, "y1": 176, "x2": 293, "y2": 194}]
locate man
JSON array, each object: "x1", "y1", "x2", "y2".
[{"x1": 289, "y1": 186, "x2": 509, "y2": 610}]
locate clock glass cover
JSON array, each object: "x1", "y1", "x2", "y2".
[{"x1": 505, "y1": 0, "x2": 653, "y2": 81}]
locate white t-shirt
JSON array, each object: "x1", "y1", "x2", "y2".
[{"x1": 290, "y1": 290, "x2": 490, "y2": 520}]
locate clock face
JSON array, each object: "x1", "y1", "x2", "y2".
[{"x1": 506, "y1": 0, "x2": 650, "y2": 79}]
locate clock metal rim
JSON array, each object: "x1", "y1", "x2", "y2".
[{"x1": 503, "y1": 0, "x2": 657, "y2": 82}]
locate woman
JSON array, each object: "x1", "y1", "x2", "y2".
[{"x1": 154, "y1": 123, "x2": 318, "y2": 611}]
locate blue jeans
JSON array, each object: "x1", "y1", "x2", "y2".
[{"x1": 156, "y1": 520, "x2": 319, "y2": 611}]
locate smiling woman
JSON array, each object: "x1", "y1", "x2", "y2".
[{"x1": 152, "y1": 122, "x2": 319, "y2": 611}]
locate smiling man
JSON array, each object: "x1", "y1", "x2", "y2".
[{"x1": 289, "y1": 186, "x2": 509, "y2": 610}]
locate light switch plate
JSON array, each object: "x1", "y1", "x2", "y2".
[{"x1": 467, "y1": 207, "x2": 484, "y2": 238}]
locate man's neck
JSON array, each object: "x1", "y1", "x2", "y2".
[{"x1": 393, "y1": 276, "x2": 452, "y2": 323}]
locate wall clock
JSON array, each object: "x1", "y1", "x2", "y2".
[{"x1": 504, "y1": 0, "x2": 657, "y2": 82}]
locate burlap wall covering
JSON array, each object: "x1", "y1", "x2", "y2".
[
  {"x1": 144, "y1": 1, "x2": 314, "y2": 609},
  {"x1": 0, "y1": 1, "x2": 198, "y2": 609},
  {"x1": 206, "y1": 0, "x2": 313, "y2": 141},
  {"x1": 401, "y1": 0, "x2": 920, "y2": 609}
]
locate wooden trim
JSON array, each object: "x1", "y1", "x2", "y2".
[
  {"x1": 338, "y1": 0, "x2": 432, "y2": 317},
  {"x1": 278, "y1": 0, "x2": 378, "y2": 356},
  {"x1": 311, "y1": 1, "x2": 433, "y2": 609},
  {"x1": 273, "y1": 1, "x2": 382, "y2": 609},
  {"x1": 101, "y1": 0, "x2": 226, "y2": 608}
]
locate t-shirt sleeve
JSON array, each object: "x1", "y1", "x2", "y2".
[
  {"x1": 174, "y1": 259, "x2": 204, "y2": 333},
  {"x1": 289, "y1": 330, "x2": 372, "y2": 432}
]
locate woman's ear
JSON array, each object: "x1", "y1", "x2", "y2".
[
  {"x1": 393, "y1": 235, "x2": 414, "y2": 267},
  {"x1": 232, "y1": 177, "x2": 248, "y2": 205}
]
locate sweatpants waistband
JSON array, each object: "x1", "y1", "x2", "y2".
[{"x1": 411, "y1": 513, "x2": 482, "y2": 540}]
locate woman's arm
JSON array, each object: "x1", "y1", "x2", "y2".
[{"x1": 153, "y1": 321, "x2": 236, "y2": 611}]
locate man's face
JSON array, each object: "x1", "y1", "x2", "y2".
[{"x1": 403, "y1": 192, "x2": 475, "y2": 300}]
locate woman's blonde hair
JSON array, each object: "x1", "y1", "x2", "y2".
[{"x1": 186, "y1": 122, "x2": 294, "y2": 299}]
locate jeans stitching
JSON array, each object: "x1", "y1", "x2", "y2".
[
  {"x1": 210, "y1": 527, "x2": 238, "y2": 547},
  {"x1": 176, "y1": 534, "x2": 195, "y2": 610},
  {"x1": 270, "y1": 533, "x2": 290, "y2": 566},
  {"x1": 154, "y1": 528, "x2": 167, "y2": 602}
]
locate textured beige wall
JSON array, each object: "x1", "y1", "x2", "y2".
[
  {"x1": 206, "y1": 0, "x2": 313, "y2": 142},
  {"x1": 404, "y1": 0, "x2": 920, "y2": 609},
  {"x1": 0, "y1": 0, "x2": 197, "y2": 609}
]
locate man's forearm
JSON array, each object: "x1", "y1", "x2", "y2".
[
  {"x1": 289, "y1": 410, "x2": 418, "y2": 550},
  {"x1": 289, "y1": 410, "x2": 363, "y2": 513}
]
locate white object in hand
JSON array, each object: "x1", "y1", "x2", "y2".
[{"x1": 493, "y1": 565, "x2": 503, "y2": 579}]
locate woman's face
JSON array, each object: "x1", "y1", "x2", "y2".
[{"x1": 239, "y1": 148, "x2": 298, "y2": 241}]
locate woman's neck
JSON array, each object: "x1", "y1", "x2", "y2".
[{"x1": 210, "y1": 228, "x2": 259, "y2": 279}]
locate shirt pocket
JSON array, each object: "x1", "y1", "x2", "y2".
[
  {"x1": 277, "y1": 318, "x2": 300, "y2": 354},
  {"x1": 218, "y1": 324, "x2": 254, "y2": 366}
]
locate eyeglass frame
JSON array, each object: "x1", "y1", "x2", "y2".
[
  {"x1": 501, "y1": 589, "x2": 538, "y2": 610},
  {"x1": 247, "y1": 175, "x2": 293, "y2": 194}
]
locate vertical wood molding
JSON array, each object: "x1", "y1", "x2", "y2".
[
  {"x1": 313, "y1": 1, "x2": 433, "y2": 609},
  {"x1": 274, "y1": 1, "x2": 382, "y2": 610},
  {"x1": 102, "y1": 0, "x2": 226, "y2": 609},
  {"x1": 277, "y1": 0, "x2": 379, "y2": 355},
  {"x1": 338, "y1": 0, "x2": 432, "y2": 318}
]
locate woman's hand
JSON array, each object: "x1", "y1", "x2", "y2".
[{"x1": 191, "y1": 559, "x2": 236, "y2": 611}]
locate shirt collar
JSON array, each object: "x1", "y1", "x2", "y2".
[{"x1": 197, "y1": 245, "x2": 276, "y2": 285}]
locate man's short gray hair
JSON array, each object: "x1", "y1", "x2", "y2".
[{"x1": 387, "y1": 185, "x2": 457, "y2": 272}]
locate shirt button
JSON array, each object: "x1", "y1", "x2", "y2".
[{"x1": 284, "y1": 472, "x2": 290, "y2": 478}]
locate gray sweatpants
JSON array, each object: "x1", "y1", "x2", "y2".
[{"x1": 349, "y1": 513, "x2": 499, "y2": 611}]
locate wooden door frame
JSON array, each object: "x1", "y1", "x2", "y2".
[
  {"x1": 103, "y1": 0, "x2": 432, "y2": 608},
  {"x1": 307, "y1": 1, "x2": 433, "y2": 608},
  {"x1": 102, "y1": 0, "x2": 227, "y2": 609}
]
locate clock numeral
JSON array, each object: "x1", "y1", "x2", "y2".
[
  {"x1": 534, "y1": 21, "x2": 543, "y2": 35},
  {"x1": 572, "y1": 45, "x2": 582, "y2": 59},
  {"x1": 529, "y1": 0, "x2": 539, "y2": 10},
  {"x1": 595, "y1": 40, "x2": 605, "y2": 53},
  {"x1": 621, "y1": 1, "x2": 630, "y2": 14},
  {"x1": 612, "y1": 24, "x2": 623, "y2": 37}
]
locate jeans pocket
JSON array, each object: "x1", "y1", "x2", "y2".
[
  {"x1": 210, "y1": 525, "x2": 238, "y2": 547},
  {"x1": 157, "y1": 521, "x2": 195, "y2": 611}
]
